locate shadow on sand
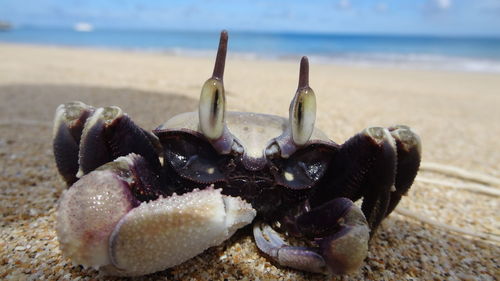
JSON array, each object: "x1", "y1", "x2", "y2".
[{"x1": 0, "y1": 83, "x2": 198, "y2": 129}]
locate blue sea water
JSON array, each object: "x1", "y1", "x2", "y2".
[{"x1": 2, "y1": 27, "x2": 500, "y2": 73}]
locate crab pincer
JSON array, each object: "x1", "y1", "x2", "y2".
[{"x1": 56, "y1": 153, "x2": 256, "y2": 276}]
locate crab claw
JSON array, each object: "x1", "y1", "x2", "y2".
[
  {"x1": 57, "y1": 153, "x2": 256, "y2": 276},
  {"x1": 253, "y1": 198, "x2": 369, "y2": 275},
  {"x1": 105, "y1": 187, "x2": 256, "y2": 276}
]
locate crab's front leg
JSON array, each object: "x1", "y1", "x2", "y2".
[
  {"x1": 53, "y1": 104, "x2": 255, "y2": 276},
  {"x1": 57, "y1": 153, "x2": 255, "y2": 276}
]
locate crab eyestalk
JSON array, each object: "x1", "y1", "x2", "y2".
[
  {"x1": 266, "y1": 57, "x2": 317, "y2": 158},
  {"x1": 199, "y1": 78, "x2": 225, "y2": 140},
  {"x1": 290, "y1": 56, "x2": 317, "y2": 146},
  {"x1": 199, "y1": 30, "x2": 235, "y2": 154}
]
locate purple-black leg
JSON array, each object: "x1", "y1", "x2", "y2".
[
  {"x1": 311, "y1": 127, "x2": 398, "y2": 231},
  {"x1": 253, "y1": 223, "x2": 327, "y2": 273},
  {"x1": 53, "y1": 101, "x2": 95, "y2": 185},
  {"x1": 310, "y1": 126, "x2": 421, "y2": 231},
  {"x1": 357, "y1": 127, "x2": 398, "y2": 230},
  {"x1": 386, "y1": 125, "x2": 421, "y2": 215},
  {"x1": 53, "y1": 102, "x2": 162, "y2": 186},
  {"x1": 77, "y1": 106, "x2": 162, "y2": 176},
  {"x1": 253, "y1": 198, "x2": 369, "y2": 274}
]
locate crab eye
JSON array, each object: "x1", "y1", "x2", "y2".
[
  {"x1": 199, "y1": 30, "x2": 228, "y2": 141},
  {"x1": 199, "y1": 78, "x2": 226, "y2": 140},
  {"x1": 290, "y1": 57, "x2": 316, "y2": 146}
]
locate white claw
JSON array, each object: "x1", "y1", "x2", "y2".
[
  {"x1": 57, "y1": 173, "x2": 256, "y2": 277},
  {"x1": 106, "y1": 188, "x2": 256, "y2": 276},
  {"x1": 56, "y1": 170, "x2": 135, "y2": 269}
]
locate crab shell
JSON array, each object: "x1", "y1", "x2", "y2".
[
  {"x1": 56, "y1": 154, "x2": 256, "y2": 276},
  {"x1": 157, "y1": 110, "x2": 332, "y2": 168}
]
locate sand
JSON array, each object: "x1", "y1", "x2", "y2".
[{"x1": 0, "y1": 43, "x2": 498, "y2": 280}]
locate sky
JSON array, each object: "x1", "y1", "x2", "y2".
[{"x1": 1, "y1": 0, "x2": 500, "y2": 37}]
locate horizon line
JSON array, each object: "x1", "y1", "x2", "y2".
[{"x1": 6, "y1": 24, "x2": 500, "y2": 40}]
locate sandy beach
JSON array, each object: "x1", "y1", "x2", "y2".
[{"x1": 0, "y1": 43, "x2": 499, "y2": 280}]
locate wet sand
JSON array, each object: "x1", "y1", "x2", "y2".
[{"x1": 0, "y1": 43, "x2": 498, "y2": 280}]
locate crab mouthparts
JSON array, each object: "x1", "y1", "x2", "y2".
[{"x1": 240, "y1": 154, "x2": 267, "y2": 171}]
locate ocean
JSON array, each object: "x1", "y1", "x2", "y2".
[{"x1": 2, "y1": 27, "x2": 500, "y2": 73}]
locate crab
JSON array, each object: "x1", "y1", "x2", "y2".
[{"x1": 52, "y1": 31, "x2": 421, "y2": 276}]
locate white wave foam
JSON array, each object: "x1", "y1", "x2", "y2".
[
  {"x1": 138, "y1": 47, "x2": 500, "y2": 74},
  {"x1": 302, "y1": 53, "x2": 500, "y2": 73}
]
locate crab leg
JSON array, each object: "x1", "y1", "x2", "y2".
[
  {"x1": 254, "y1": 198, "x2": 369, "y2": 274},
  {"x1": 309, "y1": 127, "x2": 398, "y2": 231},
  {"x1": 53, "y1": 101, "x2": 163, "y2": 185},
  {"x1": 53, "y1": 101, "x2": 95, "y2": 185},
  {"x1": 356, "y1": 127, "x2": 398, "y2": 230},
  {"x1": 386, "y1": 125, "x2": 422, "y2": 214},
  {"x1": 253, "y1": 223, "x2": 327, "y2": 273},
  {"x1": 311, "y1": 126, "x2": 421, "y2": 231},
  {"x1": 77, "y1": 105, "x2": 162, "y2": 177}
]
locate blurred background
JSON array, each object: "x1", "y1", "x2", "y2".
[{"x1": 1, "y1": 0, "x2": 500, "y2": 72}]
